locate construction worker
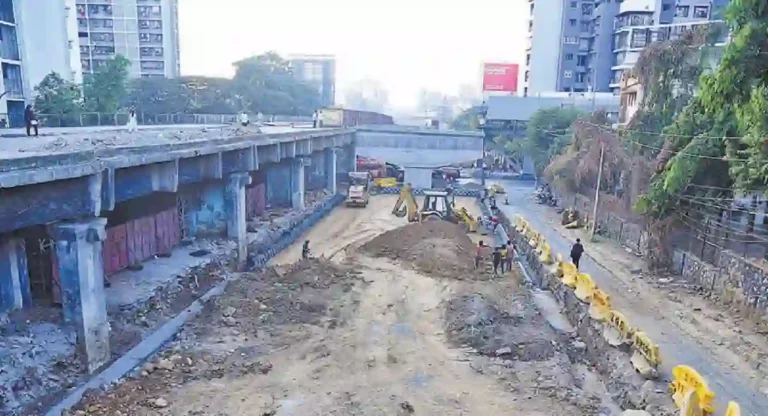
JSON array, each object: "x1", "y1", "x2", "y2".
[
  {"x1": 492, "y1": 245, "x2": 502, "y2": 275},
  {"x1": 302, "y1": 240, "x2": 311, "y2": 259},
  {"x1": 505, "y1": 240, "x2": 516, "y2": 271},
  {"x1": 475, "y1": 240, "x2": 485, "y2": 269},
  {"x1": 499, "y1": 244, "x2": 507, "y2": 272}
]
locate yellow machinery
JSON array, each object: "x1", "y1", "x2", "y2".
[
  {"x1": 346, "y1": 172, "x2": 372, "y2": 207},
  {"x1": 392, "y1": 184, "x2": 477, "y2": 232},
  {"x1": 373, "y1": 177, "x2": 399, "y2": 188},
  {"x1": 489, "y1": 184, "x2": 506, "y2": 195}
]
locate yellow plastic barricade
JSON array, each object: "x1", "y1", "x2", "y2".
[
  {"x1": 552, "y1": 254, "x2": 564, "y2": 277},
  {"x1": 535, "y1": 238, "x2": 546, "y2": 253},
  {"x1": 561, "y1": 262, "x2": 578, "y2": 287},
  {"x1": 588, "y1": 289, "x2": 610, "y2": 321},
  {"x1": 630, "y1": 332, "x2": 661, "y2": 378},
  {"x1": 574, "y1": 272, "x2": 596, "y2": 302},
  {"x1": 724, "y1": 402, "x2": 740, "y2": 416},
  {"x1": 602, "y1": 310, "x2": 633, "y2": 347},
  {"x1": 515, "y1": 216, "x2": 525, "y2": 232},
  {"x1": 538, "y1": 243, "x2": 553, "y2": 265},
  {"x1": 528, "y1": 232, "x2": 540, "y2": 248},
  {"x1": 669, "y1": 365, "x2": 715, "y2": 415}
]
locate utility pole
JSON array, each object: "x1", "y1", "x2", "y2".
[{"x1": 590, "y1": 142, "x2": 605, "y2": 240}]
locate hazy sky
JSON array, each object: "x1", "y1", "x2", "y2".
[{"x1": 179, "y1": 0, "x2": 528, "y2": 109}]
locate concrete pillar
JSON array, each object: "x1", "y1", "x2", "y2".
[
  {"x1": 225, "y1": 172, "x2": 252, "y2": 269},
  {"x1": 50, "y1": 218, "x2": 110, "y2": 374},
  {"x1": 0, "y1": 235, "x2": 31, "y2": 313},
  {"x1": 324, "y1": 148, "x2": 337, "y2": 194},
  {"x1": 291, "y1": 158, "x2": 305, "y2": 210}
]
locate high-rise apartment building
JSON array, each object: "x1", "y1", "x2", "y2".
[
  {"x1": 75, "y1": 0, "x2": 180, "y2": 79},
  {"x1": 0, "y1": 0, "x2": 30, "y2": 127},
  {"x1": 523, "y1": 0, "x2": 728, "y2": 96},
  {"x1": 288, "y1": 54, "x2": 336, "y2": 108}
]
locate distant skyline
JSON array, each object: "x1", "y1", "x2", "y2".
[{"x1": 179, "y1": 0, "x2": 528, "y2": 109}]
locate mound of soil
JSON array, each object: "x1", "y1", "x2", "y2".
[{"x1": 360, "y1": 220, "x2": 482, "y2": 279}]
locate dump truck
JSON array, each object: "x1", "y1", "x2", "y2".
[{"x1": 346, "y1": 172, "x2": 372, "y2": 207}]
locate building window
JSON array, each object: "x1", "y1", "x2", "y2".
[
  {"x1": 577, "y1": 55, "x2": 587, "y2": 66},
  {"x1": 570, "y1": 1, "x2": 577, "y2": 8},
  {"x1": 564, "y1": 36, "x2": 578, "y2": 44},
  {"x1": 141, "y1": 61, "x2": 165, "y2": 71},
  {"x1": 526, "y1": 54, "x2": 530, "y2": 66},
  {"x1": 693, "y1": 6, "x2": 709, "y2": 18},
  {"x1": 564, "y1": 70, "x2": 573, "y2": 78},
  {"x1": 581, "y1": 21, "x2": 591, "y2": 32},
  {"x1": 582, "y1": 3, "x2": 593, "y2": 16},
  {"x1": 139, "y1": 20, "x2": 163, "y2": 29},
  {"x1": 675, "y1": 6, "x2": 689, "y2": 17},
  {"x1": 140, "y1": 46, "x2": 164, "y2": 57},
  {"x1": 575, "y1": 73, "x2": 586, "y2": 83},
  {"x1": 88, "y1": 5, "x2": 113, "y2": 17},
  {"x1": 569, "y1": 19, "x2": 577, "y2": 27},
  {"x1": 662, "y1": 4, "x2": 671, "y2": 11},
  {"x1": 524, "y1": 70, "x2": 530, "y2": 82},
  {"x1": 138, "y1": 5, "x2": 162, "y2": 18},
  {"x1": 565, "y1": 53, "x2": 574, "y2": 61}
]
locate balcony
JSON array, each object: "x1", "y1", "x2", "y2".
[{"x1": 614, "y1": 14, "x2": 654, "y2": 30}]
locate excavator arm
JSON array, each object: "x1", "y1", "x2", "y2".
[{"x1": 392, "y1": 184, "x2": 420, "y2": 222}]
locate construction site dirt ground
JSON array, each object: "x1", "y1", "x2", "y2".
[
  {"x1": 68, "y1": 196, "x2": 623, "y2": 416},
  {"x1": 493, "y1": 180, "x2": 768, "y2": 415}
]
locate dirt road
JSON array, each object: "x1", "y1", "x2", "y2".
[
  {"x1": 496, "y1": 180, "x2": 768, "y2": 415},
  {"x1": 70, "y1": 196, "x2": 620, "y2": 416}
]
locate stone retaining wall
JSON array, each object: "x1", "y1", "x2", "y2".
[
  {"x1": 247, "y1": 194, "x2": 345, "y2": 269},
  {"x1": 673, "y1": 248, "x2": 768, "y2": 317}
]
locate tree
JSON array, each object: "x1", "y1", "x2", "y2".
[
  {"x1": 84, "y1": 55, "x2": 131, "y2": 113},
  {"x1": 34, "y1": 72, "x2": 82, "y2": 115},
  {"x1": 232, "y1": 52, "x2": 321, "y2": 115},
  {"x1": 636, "y1": 0, "x2": 768, "y2": 218},
  {"x1": 124, "y1": 77, "x2": 188, "y2": 114},
  {"x1": 524, "y1": 107, "x2": 582, "y2": 173},
  {"x1": 343, "y1": 79, "x2": 389, "y2": 113}
]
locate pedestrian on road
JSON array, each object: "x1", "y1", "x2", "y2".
[
  {"x1": 24, "y1": 104, "x2": 38, "y2": 137},
  {"x1": 505, "y1": 240, "x2": 516, "y2": 270},
  {"x1": 475, "y1": 240, "x2": 485, "y2": 269},
  {"x1": 492, "y1": 245, "x2": 502, "y2": 275},
  {"x1": 312, "y1": 111, "x2": 318, "y2": 128},
  {"x1": 126, "y1": 107, "x2": 138, "y2": 133},
  {"x1": 302, "y1": 240, "x2": 311, "y2": 260},
  {"x1": 238, "y1": 111, "x2": 250, "y2": 127},
  {"x1": 570, "y1": 238, "x2": 584, "y2": 269}
]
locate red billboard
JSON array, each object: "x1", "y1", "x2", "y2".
[{"x1": 482, "y1": 63, "x2": 519, "y2": 93}]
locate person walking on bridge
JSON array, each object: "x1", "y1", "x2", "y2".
[
  {"x1": 570, "y1": 238, "x2": 584, "y2": 269},
  {"x1": 24, "y1": 104, "x2": 38, "y2": 137}
]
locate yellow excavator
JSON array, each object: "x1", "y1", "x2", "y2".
[{"x1": 391, "y1": 184, "x2": 477, "y2": 232}]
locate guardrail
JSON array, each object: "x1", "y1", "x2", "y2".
[{"x1": 11, "y1": 112, "x2": 312, "y2": 129}]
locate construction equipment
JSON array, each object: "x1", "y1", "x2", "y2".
[
  {"x1": 346, "y1": 172, "x2": 372, "y2": 207},
  {"x1": 489, "y1": 184, "x2": 506, "y2": 195},
  {"x1": 392, "y1": 184, "x2": 477, "y2": 232}
]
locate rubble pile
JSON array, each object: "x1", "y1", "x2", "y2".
[{"x1": 360, "y1": 221, "x2": 483, "y2": 279}]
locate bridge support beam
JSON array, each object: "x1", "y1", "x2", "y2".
[
  {"x1": 324, "y1": 148, "x2": 337, "y2": 194},
  {"x1": 291, "y1": 158, "x2": 306, "y2": 210},
  {"x1": 0, "y1": 236, "x2": 31, "y2": 313},
  {"x1": 50, "y1": 218, "x2": 110, "y2": 374},
  {"x1": 225, "y1": 172, "x2": 252, "y2": 270}
]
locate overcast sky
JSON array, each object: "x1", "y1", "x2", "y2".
[{"x1": 179, "y1": 0, "x2": 528, "y2": 109}]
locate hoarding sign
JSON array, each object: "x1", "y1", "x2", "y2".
[{"x1": 482, "y1": 63, "x2": 519, "y2": 93}]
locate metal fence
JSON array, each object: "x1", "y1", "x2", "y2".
[{"x1": 0, "y1": 112, "x2": 313, "y2": 129}]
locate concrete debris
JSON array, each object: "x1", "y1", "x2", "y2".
[{"x1": 152, "y1": 397, "x2": 169, "y2": 408}]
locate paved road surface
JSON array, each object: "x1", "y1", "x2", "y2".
[{"x1": 496, "y1": 180, "x2": 766, "y2": 416}]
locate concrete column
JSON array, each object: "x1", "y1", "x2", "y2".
[
  {"x1": 50, "y1": 218, "x2": 110, "y2": 374},
  {"x1": 0, "y1": 235, "x2": 31, "y2": 313},
  {"x1": 225, "y1": 172, "x2": 252, "y2": 269},
  {"x1": 324, "y1": 148, "x2": 337, "y2": 194},
  {"x1": 291, "y1": 158, "x2": 305, "y2": 210}
]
